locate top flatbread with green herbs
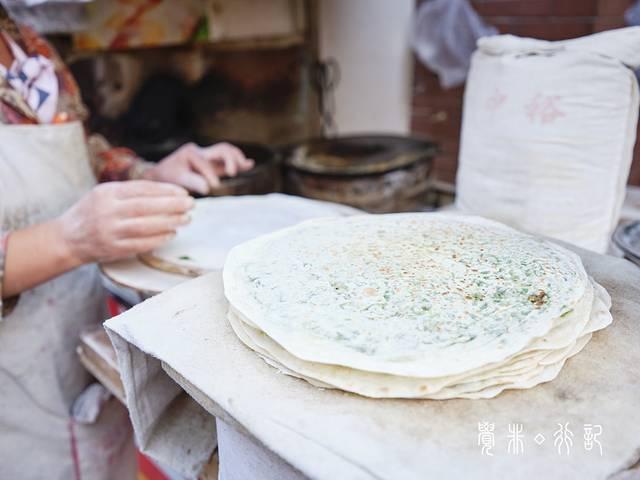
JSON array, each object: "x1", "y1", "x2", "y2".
[{"x1": 223, "y1": 214, "x2": 592, "y2": 378}]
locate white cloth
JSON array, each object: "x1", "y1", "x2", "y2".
[
  {"x1": 105, "y1": 243, "x2": 640, "y2": 479},
  {"x1": 456, "y1": 27, "x2": 640, "y2": 253},
  {"x1": 216, "y1": 419, "x2": 304, "y2": 480},
  {"x1": 0, "y1": 121, "x2": 136, "y2": 479},
  {"x1": 107, "y1": 327, "x2": 216, "y2": 478}
]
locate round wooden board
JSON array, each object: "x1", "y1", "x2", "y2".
[
  {"x1": 100, "y1": 257, "x2": 191, "y2": 299},
  {"x1": 137, "y1": 252, "x2": 208, "y2": 278}
]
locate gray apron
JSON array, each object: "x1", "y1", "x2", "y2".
[{"x1": 0, "y1": 121, "x2": 136, "y2": 480}]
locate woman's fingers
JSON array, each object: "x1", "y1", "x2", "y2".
[
  {"x1": 221, "y1": 146, "x2": 240, "y2": 176},
  {"x1": 116, "y1": 214, "x2": 190, "y2": 238},
  {"x1": 115, "y1": 180, "x2": 189, "y2": 198},
  {"x1": 117, "y1": 195, "x2": 194, "y2": 217},
  {"x1": 227, "y1": 144, "x2": 254, "y2": 170},
  {"x1": 204, "y1": 145, "x2": 237, "y2": 176},
  {"x1": 189, "y1": 154, "x2": 221, "y2": 191},
  {"x1": 113, "y1": 233, "x2": 178, "y2": 256},
  {"x1": 202, "y1": 143, "x2": 246, "y2": 177},
  {"x1": 174, "y1": 170, "x2": 210, "y2": 195}
]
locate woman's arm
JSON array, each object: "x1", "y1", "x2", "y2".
[
  {"x1": 2, "y1": 220, "x2": 80, "y2": 298},
  {"x1": 89, "y1": 136, "x2": 254, "y2": 195},
  {"x1": 1, "y1": 180, "x2": 193, "y2": 301}
]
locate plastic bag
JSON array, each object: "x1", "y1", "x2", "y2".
[{"x1": 412, "y1": 0, "x2": 497, "y2": 89}]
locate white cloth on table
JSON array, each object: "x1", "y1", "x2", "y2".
[{"x1": 105, "y1": 242, "x2": 640, "y2": 479}]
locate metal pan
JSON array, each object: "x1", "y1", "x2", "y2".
[{"x1": 612, "y1": 221, "x2": 640, "y2": 266}]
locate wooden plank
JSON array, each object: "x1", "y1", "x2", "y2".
[
  {"x1": 200, "y1": 450, "x2": 220, "y2": 480},
  {"x1": 77, "y1": 328, "x2": 126, "y2": 404}
]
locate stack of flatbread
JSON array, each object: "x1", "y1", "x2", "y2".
[
  {"x1": 223, "y1": 213, "x2": 613, "y2": 399},
  {"x1": 139, "y1": 193, "x2": 359, "y2": 276}
]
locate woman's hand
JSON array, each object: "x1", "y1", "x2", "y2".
[
  {"x1": 57, "y1": 180, "x2": 193, "y2": 264},
  {"x1": 3, "y1": 181, "x2": 193, "y2": 298},
  {"x1": 143, "y1": 142, "x2": 254, "y2": 195}
]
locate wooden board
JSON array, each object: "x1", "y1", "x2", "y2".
[
  {"x1": 78, "y1": 329, "x2": 126, "y2": 404},
  {"x1": 100, "y1": 257, "x2": 190, "y2": 299},
  {"x1": 138, "y1": 252, "x2": 206, "y2": 278}
]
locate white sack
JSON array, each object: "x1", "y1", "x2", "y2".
[{"x1": 455, "y1": 27, "x2": 640, "y2": 253}]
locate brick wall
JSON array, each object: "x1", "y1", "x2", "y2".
[{"x1": 411, "y1": 0, "x2": 640, "y2": 185}]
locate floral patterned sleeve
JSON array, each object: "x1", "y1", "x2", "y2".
[{"x1": 87, "y1": 133, "x2": 154, "y2": 182}]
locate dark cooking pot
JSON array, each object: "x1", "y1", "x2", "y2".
[{"x1": 281, "y1": 134, "x2": 438, "y2": 213}]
